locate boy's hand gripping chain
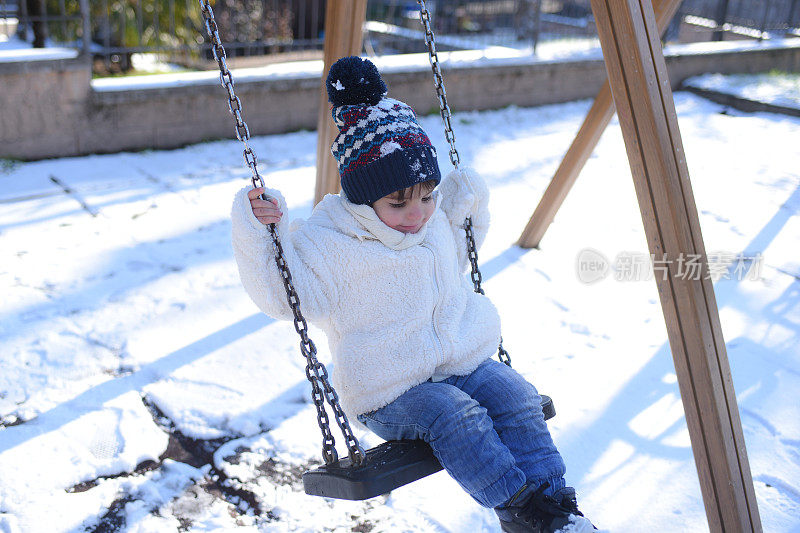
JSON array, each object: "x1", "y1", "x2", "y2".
[
  {"x1": 417, "y1": 0, "x2": 510, "y2": 366},
  {"x1": 198, "y1": 0, "x2": 365, "y2": 467}
]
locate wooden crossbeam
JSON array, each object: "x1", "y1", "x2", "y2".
[
  {"x1": 314, "y1": 0, "x2": 368, "y2": 205},
  {"x1": 588, "y1": 1, "x2": 761, "y2": 530},
  {"x1": 517, "y1": 0, "x2": 681, "y2": 248}
]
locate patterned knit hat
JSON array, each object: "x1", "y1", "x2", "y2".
[{"x1": 326, "y1": 56, "x2": 441, "y2": 205}]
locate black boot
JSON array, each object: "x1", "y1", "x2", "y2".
[
  {"x1": 495, "y1": 483, "x2": 595, "y2": 533},
  {"x1": 552, "y1": 487, "x2": 583, "y2": 516},
  {"x1": 552, "y1": 486, "x2": 597, "y2": 529}
]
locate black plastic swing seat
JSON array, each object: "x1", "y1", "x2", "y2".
[{"x1": 302, "y1": 394, "x2": 555, "y2": 500}]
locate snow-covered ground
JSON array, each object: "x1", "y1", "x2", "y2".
[
  {"x1": 685, "y1": 71, "x2": 800, "y2": 111},
  {"x1": 1, "y1": 83, "x2": 799, "y2": 532}
]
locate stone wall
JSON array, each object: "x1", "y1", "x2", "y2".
[
  {"x1": 2, "y1": 40, "x2": 799, "y2": 160},
  {"x1": 1, "y1": 56, "x2": 92, "y2": 158}
]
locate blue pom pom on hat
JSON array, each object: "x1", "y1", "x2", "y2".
[{"x1": 326, "y1": 56, "x2": 441, "y2": 205}]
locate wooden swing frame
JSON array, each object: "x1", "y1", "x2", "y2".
[{"x1": 312, "y1": 1, "x2": 761, "y2": 531}]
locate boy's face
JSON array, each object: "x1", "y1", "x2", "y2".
[{"x1": 372, "y1": 187, "x2": 436, "y2": 234}]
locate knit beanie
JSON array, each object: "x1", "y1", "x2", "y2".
[{"x1": 326, "y1": 56, "x2": 442, "y2": 205}]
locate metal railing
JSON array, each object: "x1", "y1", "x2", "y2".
[
  {"x1": 365, "y1": 0, "x2": 598, "y2": 56},
  {"x1": 2, "y1": 0, "x2": 798, "y2": 76},
  {"x1": 2, "y1": 0, "x2": 85, "y2": 48},
  {"x1": 678, "y1": 0, "x2": 800, "y2": 40},
  {"x1": 2, "y1": 0, "x2": 326, "y2": 72}
]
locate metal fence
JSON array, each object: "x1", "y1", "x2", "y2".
[
  {"x1": 1, "y1": 0, "x2": 324, "y2": 72},
  {"x1": 364, "y1": 1, "x2": 598, "y2": 56},
  {"x1": 2, "y1": 0, "x2": 798, "y2": 75},
  {"x1": 678, "y1": 0, "x2": 800, "y2": 40},
  {"x1": 2, "y1": 0, "x2": 85, "y2": 49}
]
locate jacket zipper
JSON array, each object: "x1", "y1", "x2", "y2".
[{"x1": 422, "y1": 243, "x2": 445, "y2": 366}]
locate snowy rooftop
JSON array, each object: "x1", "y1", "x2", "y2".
[{"x1": 1, "y1": 77, "x2": 799, "y2": 531}]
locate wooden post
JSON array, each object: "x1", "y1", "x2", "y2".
[
  {"x1": 758, "y1": 0, "x2": 771, "y2": 41},
  {"x1": 713, "y1": 0, "x2": 731, "y2": 41},
  {"x1": 588, "y1": 1, "x2": 761, "y2": 530},
  {"x1": 314, "y1": 0, "x2": 368, "y2": 205},
  {"x1": 78, "y1": 0, "x2": 92, "y2": 56},
  {"x1": 517, "y1": 82, "x2": 615, "y2": 248},
  {"x1": 517, "y1": 0, "x2": 680, "y2": 248}
]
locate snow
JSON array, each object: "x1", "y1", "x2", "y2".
[
  {"x1": 663, "y1": 36, "x2": 800, "y2": 55},
  {"x1": 380, "y1": 141, "x2": 402, "y2": 156},
  {"x1": 685, "y1": 72, "x2": 800, "y2": 110},
  {"x1": 0, "y1": 46, "x2": 77, "y2": 62},
  {"x1": 129, "y1": 53, "x2": 184, "y2": 74},
  {"x1": 85, "y1": 38, "x2": 800, "y2": 94},
  {"x1": 2, "y1": 80, "x2": 800, "y2": 532},
  {"x1": 90, "y1": 60, "x2": 323, "y2": 92},
  {"x1": 0, "y1": 34, "x2": 80, "y2": 61}
]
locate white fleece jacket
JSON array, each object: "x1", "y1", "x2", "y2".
[{"x1": 231, "y1": 168, "x2": 502, "y2": 417}]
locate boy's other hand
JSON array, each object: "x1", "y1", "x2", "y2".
[{"x1": 248, "y1": 187, "x2": 283, "y2": 226}]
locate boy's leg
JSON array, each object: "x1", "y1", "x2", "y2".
[
  {"x1": 357, "y1": 380, "x2": 527, "y2": 508},
  {"x1": 448, "y1": 359, "x2": 566, "y2": 495}
]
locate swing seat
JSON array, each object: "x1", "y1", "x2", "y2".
[{"x1": 302, "y1": 394, "x2": 555, "y2": 500}]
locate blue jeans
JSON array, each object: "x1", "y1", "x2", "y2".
[{"x1": 357, "y1": 358, "x2": 566, "y2": 508}]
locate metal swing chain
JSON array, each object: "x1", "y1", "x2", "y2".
[
  {"x1": 417, "y1": 0, "x2": 459, "y2": 170},
  {"x1": 275, "y1": 241, "x2": 365, "y2": 465},
  {"x1": 198, "y1": 0, "x2": 365, "y2": 466},
  {"x1": 417, "y1": 0, "x2": 511, "y2": 366},
  {"x1": 198, "y1": 0, "x2": 259, "y2": 185}
]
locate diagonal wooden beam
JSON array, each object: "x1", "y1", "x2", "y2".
[
  {"x1": 589, "y1": 0, "x2": 761, "y2": 530},
  {"x1": 314, "y1": 0, "x2": 368, "y2": 205},
  {"x1": 517, "y1": 0, "x2": 681, "y2": 248}
]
